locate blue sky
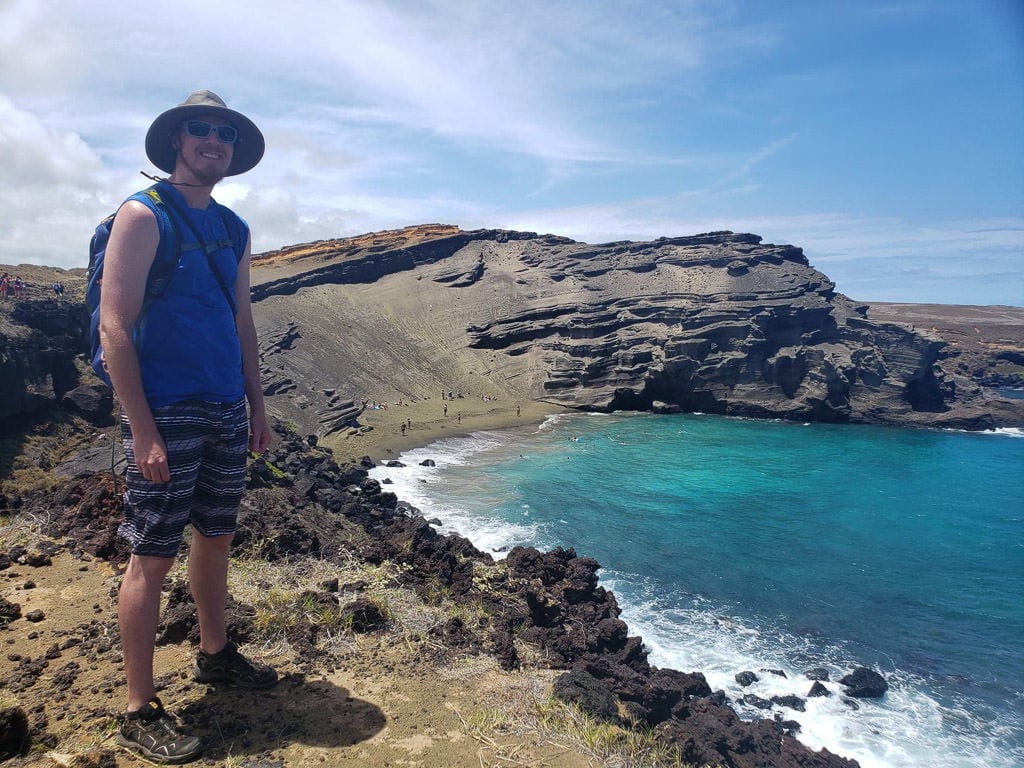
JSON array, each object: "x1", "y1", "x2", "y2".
[{"x1": 1, "y1": 0, "x2": 1021, "y2": 305}]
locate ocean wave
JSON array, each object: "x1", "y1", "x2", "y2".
[
  {"x1": 987, "y1": 427, "x2": 1024, "y2": 438},
  {"x1": 609, "y1": 573, "x2": 1023, "y2": 768},
  {"x1": 939, "y1": 426, "x2": 1024, "y2": 438},
  {"x1": 537, "y1": 413, "x2": 568, "y2": 431},
  {"x1": 368, "y1": 429, "x2": 544, "y2": 558}
]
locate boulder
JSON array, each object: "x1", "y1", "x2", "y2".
[
  {"x1": 839, "y1": 667, "x2": 888, "y2": 698},
  {"x1": 61, "y1": 383, "x2": 114, "y2": 426},
  {"x1": 771, "y1": 694, "x2": 806, "y2": 712},
  {"x1": 0, "y1": 706, "x2": 29, "y2": 760},
  {"x1": 735, "y1": 670, "x2": 759, "y2": 687}
]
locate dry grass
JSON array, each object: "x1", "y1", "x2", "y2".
[
  {"x1": 213, "y1": 552, "x2": 455, "y2": 656},
  {"x1": 458, "y1": 671, "x2": 702, "y2": 768}
]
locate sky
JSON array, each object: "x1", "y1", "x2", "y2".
[{"x1": 1, "y1": 0, "x2": 1022, "y2": 306}]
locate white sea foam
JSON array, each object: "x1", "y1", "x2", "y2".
[
  {"x1": 368, "y1": 429, "x2": 542, "y2": 558},
  {"x1": 537, "y1": 412, "x2": 569, "y2": 430},
  {"x1": 987, "y1": 427, "x2": 1024, "y2": 438},
  {"x1": 609, "y1": 573, "x2": 1023, "y2": 768},
  {"x1": 941, "y1": 426, "x2": 1024, "y2": 438}
]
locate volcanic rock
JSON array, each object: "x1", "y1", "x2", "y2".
[{"x1": 839, "y1": 667, "x2": 888, "y2": 698}]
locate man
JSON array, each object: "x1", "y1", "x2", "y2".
[{"x1": 100, "y1": 90, "x2": 276, "y2": 764}]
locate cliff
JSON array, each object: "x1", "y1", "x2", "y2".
[
  {"x1": 0, "y1": 264, "x2": 93, "y2": 426},
  {"x1": 247, "y1": 225, "x2": 1023, "y2": 438}
]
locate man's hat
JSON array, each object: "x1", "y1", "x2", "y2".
[{"x1": 145, "y1": 90, "x2": 264, "y2": 176}]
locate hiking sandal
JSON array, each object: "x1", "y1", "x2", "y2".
[
  {"x1": 115, "y1": 697, "x2": 202, "y2": 765},
  {"x1": 193, "y1": 641, "x2": 279, "y2": 689}
]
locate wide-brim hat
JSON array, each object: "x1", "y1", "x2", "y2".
[{"x1": 145, "y1": 89, "x2": 264, "y2": 176}]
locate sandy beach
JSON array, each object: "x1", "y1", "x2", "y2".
[{"x1": 325, "y1": 395, "x2": 568, "y2": 464}]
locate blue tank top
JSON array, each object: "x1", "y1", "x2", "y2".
[{"x1": 138, "y1": 182, "x2": 248, "y2": 408}]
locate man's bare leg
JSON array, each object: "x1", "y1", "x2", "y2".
[
  {"x1": 119, "y1": 554, "x2": 175, "y2": 711},
  {"x1": 188, "y1": 531, "x2": 233, "y2": 655}
]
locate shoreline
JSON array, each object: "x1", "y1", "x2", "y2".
[
  {"x1": 323, "y1": 395, "x2": 568, "y2": 463},
  {"x1": 355, "y1": 412, "x2": 1024, "y2": 768}
]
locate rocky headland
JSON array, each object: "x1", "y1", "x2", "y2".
[
  {"x1": 245, "y1": 225, "x2": 1024, "y2": 440},
  {"x1": 1, "y1": 228, "x2": 1023, "y2": 766}
]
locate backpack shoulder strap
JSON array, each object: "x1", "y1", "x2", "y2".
[
  {"x1": 213, "y1": 203, "x2": 249, "y2": 264},
  {"x1": 127, "y1": 185, "x2": 181, "y2": 297}
]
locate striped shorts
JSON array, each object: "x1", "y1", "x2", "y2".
[{"x1": 118, "y1": 398, "x2": 249, "y2": 558}]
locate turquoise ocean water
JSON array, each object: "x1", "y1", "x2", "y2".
[{"x1": 369, "y1": 413, "x2": 1024, "y2": 768}]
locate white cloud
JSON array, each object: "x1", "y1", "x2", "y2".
[
  {"x1": 0, "y1": 0, "x2": 82, "y2": 97},
  {"x1": 0, "y1": 93, "x2": 111, "y2": 267}
]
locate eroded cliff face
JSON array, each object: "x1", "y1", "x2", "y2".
[
  {"x1": 250, "y1": 227, "x2": 1016, "y2": 435},
  {"x1": 0, "y1": 297, "x2": 88, "y2": 424},
  {"x1": 460, "y1": 232, "x2": 948, "y2": 423}
]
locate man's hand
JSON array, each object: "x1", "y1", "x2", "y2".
[
  {"x1": 249, "y1": 413, "x2": 272, "y2": 455},
  {"x1": 133, "y1": 430, "x2": 171, "y2": 484}
]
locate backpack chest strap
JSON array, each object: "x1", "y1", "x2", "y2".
[{"x1": 178, "y1": 239, "x2": 236, "y2": 255}]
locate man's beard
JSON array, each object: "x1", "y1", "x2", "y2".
[
  {"x1": 180, "y1": 152, "x2": 228, "y2": 186},
  {"x1": 190, "y1": 164, "x2": 227, "y2": 186}
]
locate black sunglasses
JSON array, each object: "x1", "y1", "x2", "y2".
[{"x1": 182, "y1": 120, "x2": 238, "y2": 144}]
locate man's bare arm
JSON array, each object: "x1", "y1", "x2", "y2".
[{"x1": 98, "y1": 201, "x2": 170, "y2": 483}]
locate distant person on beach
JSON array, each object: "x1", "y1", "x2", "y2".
[{"x1": 99, "y1": 90, "x2": 274, "y2": 764}]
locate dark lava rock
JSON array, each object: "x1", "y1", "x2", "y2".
[
  {"x1": 656, "y1": 696, "x2": 859, "y2": 768},
  {"x1": 771, "y1": 694, "x2": 806, "y2": 712},
  {"x1": 0, "y1": 597, "x2": 21, "y2": 624},
  {"x1": 61, "y1": 383, "x2": 115, "y2": 426},
  {"x1": 809, "y1": 681, "x2": 832, "y2": 697},
  {"x1": 0, "y1": 706, "x2": 30, "y2": 759},
  {"x1": 553, "y1": 667, "x2": 619, "y2": 720},
  {"x1": 743, "y1": 693, "x2": 774, "y2": 710},
  {"x1": 839, "y1": 667, "x2": 888, "y2": 698},
  {"x1": 735, "y1": 670, "x2": 759, "y2": 687},
  {"x1": 340, "y1": 597, "x2": 386, "y2": 632}
]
